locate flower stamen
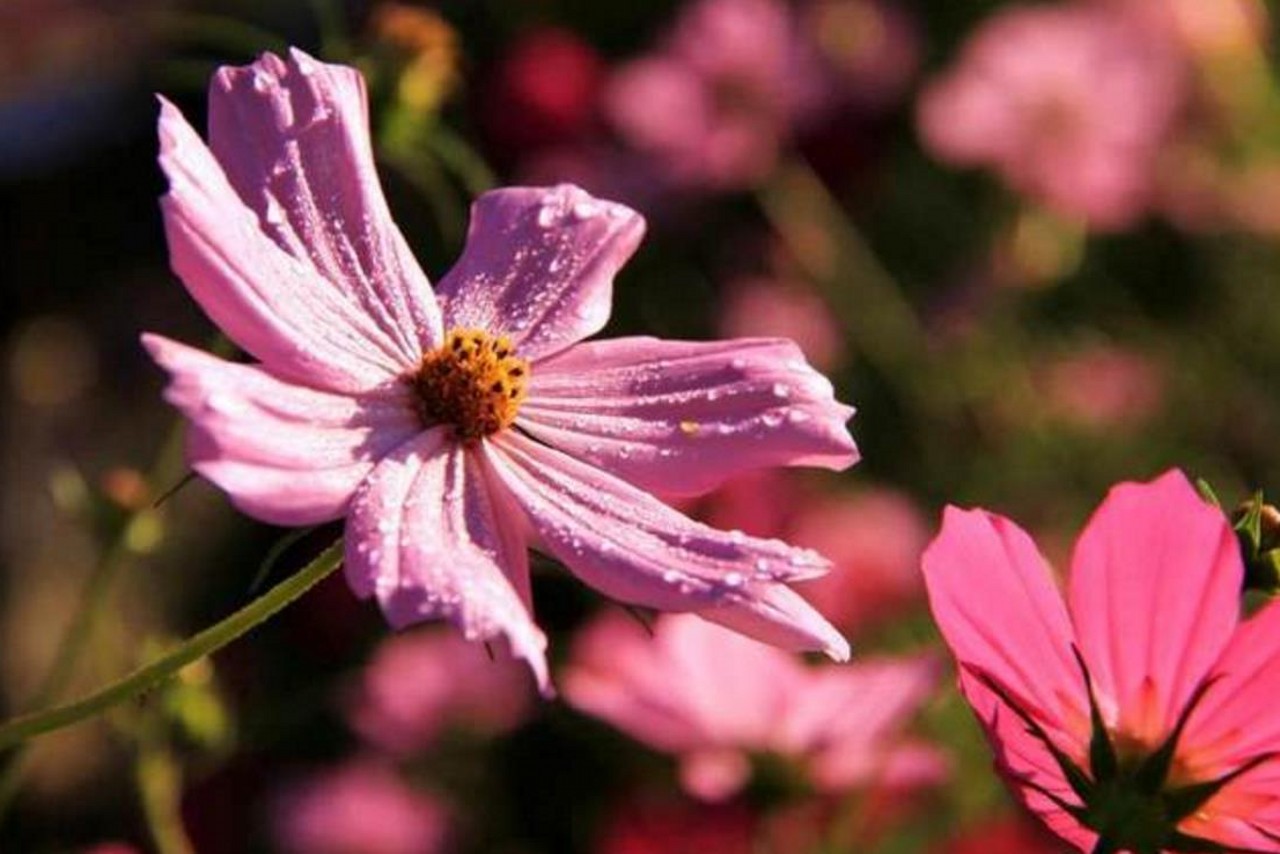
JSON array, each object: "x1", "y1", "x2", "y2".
[{"x1": 408, "y1": 328, "x2": 529, "y2": 441}]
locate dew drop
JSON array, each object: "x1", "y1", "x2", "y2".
[
  {"x1": 724, "y1": 571, "x2": 744, "y2": 588},
  {"x1": 536, "y1": 205, "x2": 558, "y2": 228},
  {"x1": 771, "y1": 383, "x2": 790, "y2": 399},
  {"x1": 787, "y1": 409, "x2": 811, "y2": 425}
]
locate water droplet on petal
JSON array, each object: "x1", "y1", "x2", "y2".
[
  {"x1": 772, "y1": 383, "x2": 790, "y2": 399},
  {"x1": 536, "y1": 205, "x2": 558, "y2": 228},
  {"x1": 787, "y1": 409, "x2": 811, "y2": 425},
  {"x1": 724, "y1": 571, "x2": 744, "y2": 588}
]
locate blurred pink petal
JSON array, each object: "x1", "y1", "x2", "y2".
[
  {"x1": 272, "y1": 760, "x2": 450, "y2": 854},
  {"x1": 936, "y1": 815, "x2": 1071, "y2": 854},
  {"x1": 717, "y1": 276, "x2": 844, "y2": 371},
  {"x1": 597, "y1": 798, "x2": 756, "y2": 854},
  {"x1": 792, "y1": 487, "x2": 929, "y2": 634},
  {"x1": 346, "y1": 627, "x2": 534, "y2": 755},
  {"x1": 148, "y1": 51, "x2": 856, "y2": 694},
  {"x1": 923, "y1": 469, "x2": 1280, "y2": 850},
  {"x1": 521, "y1": 336, "x2": 857, "y2": 496},
  {"x1": 917, "y1": 4, "x2": 1184, "y2": 230},
  {"x1": 1035, "y1": 344, "x2": 1165, "y2": 430},
  {"x1": 564, "y1": 613, "x2": 940, "y2": 800},
  {"x1": 604, "y1": 0, "x2": 823, "y2": 189}
]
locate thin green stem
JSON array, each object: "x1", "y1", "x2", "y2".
[
  {"x1": 427, "y1": 125, "x2": 497, "y2": 198},
  {"x1": 757, "y1": 158, "x2": 944, "y2": 417},
  {"x1": 0, "y1": 426, "x2": 187, "y2": 819},
  {"x1": 137, "y1": 728, "x2": 195, "y2": 854},
  {"x1": 0, "y1": 541, "x2": 342, "y2": 752}
]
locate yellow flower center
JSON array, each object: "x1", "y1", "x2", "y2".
[{"x1": 408, "y1": 328, "x2": 529, "y2": 441}]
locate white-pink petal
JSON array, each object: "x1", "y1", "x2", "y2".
[
  {"x1": 143, "y1": 333, "x2": 418, "y2": 525},
  {"x1": 488, "y1": 431, "x2": 836, "y2": 614},
  {"x1": 209, "y1": 50, "x2": 442, "y2": 359},
  {"x1": 520, "y1": 336, "x2": 857, "y2": 497},
  {"x1": 436, "y1": 185, "x2": 645, "y2": 362},
  {"x1": 157, "y1": 97, "x2": 406, "y2": 393},
  {"x1": 344, "y1": 429, "x2": 550, "y2": 694}
]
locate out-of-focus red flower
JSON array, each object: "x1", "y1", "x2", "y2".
[
  {"x1": 917, "y1": 3, "x2": 1185, "y2": 231},
  {"x1": 482, "y1": 27, "x2": 604, "y2": 158},
  {"x1": 938, "y1": 814, "x2": 1070, "y2": 854},
  {"x1": 596, "y1": 798, "x2": 756, "y2": 854},
  {"x1": 272, "y1": 760, "x2": 451, "y2": 854},
  {"x1": 81, "y1": 845, "x2": 143, "y2": 854},
  {"x1": 345, "y1": 626, "x2": 535, "y2": 755}
]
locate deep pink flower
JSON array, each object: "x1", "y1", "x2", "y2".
[
  {"x1": 564, "y1": 612, "x2": 944, "y2": 801},
  {"x1": 272, "y1": 760, "x2": 450, "y2": 854},
  {"x1": 937, "y1": 815, "x2": 1070, "y2": 854},
  {"x1": 917, "y1": 4, "x2": 1184, "y2": 230},
  {"x1": 345, "y1": 627, "x2": 533, "y2": 754},
  {"x1": 596, "y1": 798, "x2": 756, "y2": 854},
  {"x1": 144, "y1": 51, "x2": 857, "y2": 693},
  {"x1": 923, "y1": 470, "x2": 1280, "y2": 852}
]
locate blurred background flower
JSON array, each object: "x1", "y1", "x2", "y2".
[{"x1": 4, "y1": 0, "x2": 1280, "y2": 851}]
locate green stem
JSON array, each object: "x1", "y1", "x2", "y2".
[
  {"x1": 757, "y1": 158, "x2": 943, "y2": 417},
  {"x1": 0, "y1": 426, "x2": 187, "y2": 819},
  {"x1": 427, "y1": 125, "x2": 497, "y2": 198},
  {"x1": 137, "y1": 728, "x2": 195, "y2": 854},
  {"x1": 0, "y1": 541, "x2": 343, "y2": 752}
]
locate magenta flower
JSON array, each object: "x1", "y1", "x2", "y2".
[
  {"x1": 564, "y1": 612, "x2": 944, "y2": 801},
  {"x1": 345, "y1": 627, "x2": 533, "y2": 755},
  {"x1": 923, "y1": 470, "x2": 1280, "y2": 852},
  {"x1": 143, "y1": 50, "x2": 857, "y2": 693},
  {"x1": 272, "y1": 760, "x2": 450, "y2": 854},
  {"x1": 917, "y1": 3, "x2": 1184, "y2": 230}
]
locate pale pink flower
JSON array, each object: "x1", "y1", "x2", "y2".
[
  {"x1": 564, "y1": 612, "x2": 944, "y2": 802},
  {"x1": 143, "y1": 51, "x2": 857, "y2": 693},
  {"x1": 917, "y1": 4, "x2": 1184, "y2": 230},
  {"x1": 702, "y1": 473, "x2": 929, "y2": 636},
  {"x1": 923, "y1": 470, "x2": 1280, "y2": 851},
  {"x1": 272, "y1": 760, "x2": 450, "y2": 854},
  {"x1": 791, "y1": 487, "x2": 930, "y2": 635},
  {"x1": 345, "y1": 627, "x2": 534, "y2": 754},
  {"x1": 1035, "y1": 344, "x2": 1165, "y2": 431},
  {"x1": 604, "y1": 0, "x2": 826, "y2": 190},
  {"x1": 717, "y1": 276, "x2": 844, "y2": 371}
]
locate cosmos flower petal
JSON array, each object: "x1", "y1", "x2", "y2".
[
  {"x1": 1184, "y1": 601, "x2": 1280, "y2": 789},
  {"x1": 697, "y1": 581, "x2": 850, "y2": 661},
  {"x1": 1067, "y1": 470, "x2": 1241, "y2": 741},
  {"x1": 922, "y1": 506, "x2": 1083, "y2": 735},
  {"x1": 209, "y1": 50, "x2": 443, "y2": 359},
  {"x1": 435, "y1": 185, "x2": 646, "y2": 362},
  {"x1": 156, "y1": 96, "x2": 406, "y2": 393},
  {"x1": 344, "y1": 430, "x2": 550, "y2": 694},
  {"x1": 142, "y1": 333, "x2": 419, "y2": 525},
  {"x1": 487, "y1": 431, "x2": 845, "y2": 657},
  {"x1": 519, "y1": 336, "x2": 858, "y2": 496}
]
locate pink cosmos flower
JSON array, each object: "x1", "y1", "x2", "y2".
[
  {"x1": 143, "y1": 50, "x2": 857, "y2": 693},
  {"x1": 923, "y1": 470, "x2": 1280, "y2": 852},
  {"x1": 271, "y1": 760, "x2": 450, "y2": 854},
  {"x1": 564, "y1": 612, "x2": 944, "y2": 802},
  {"x1": 717, "y1": 276, "x2": 844, "y2": 371},
  {"x1": 917, "y1": 3, "x2": 1184, "y2": 231},
  {"x1": 345, "y1": 627, "x2": 533, "y2": 755},
  {"x1": 604, "y1": 0, "x2": 826, "y2": 190}
]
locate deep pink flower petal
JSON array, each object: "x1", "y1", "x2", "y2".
[
  {"x1": 923, "y1": 506, "x2": 1084, "y2": 737},
  {"x1": 1190, "y1": 600, "x2": 1280, "y2": 762},
  {"x1": 156, "y1": 97, "x2": 406, "y2": 393},
  {"x1": 487, "y1": 431, "x2": 848, "y2": 659},
  {"x1": 142, "y1": 333, "x2": 418, "y2": 525},
  {"x1": 344, "y1": 429, "x2": 550, "y2": 694},
  {"x1": 1067, "y1": 470, "x2": 1241, "y2": 743},
  {"x1": 520, "y1": 336, "x2": 857, "y2": 496},
  {"x1": 435, "y1": 184, "x2": 645, "y2": 362},
  {"x1": 209, "y1": 50, "x2": 442, "y2": 359},
  {"x1": 959, "y1": 672, "x2": 1097, "y2": 853}
]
